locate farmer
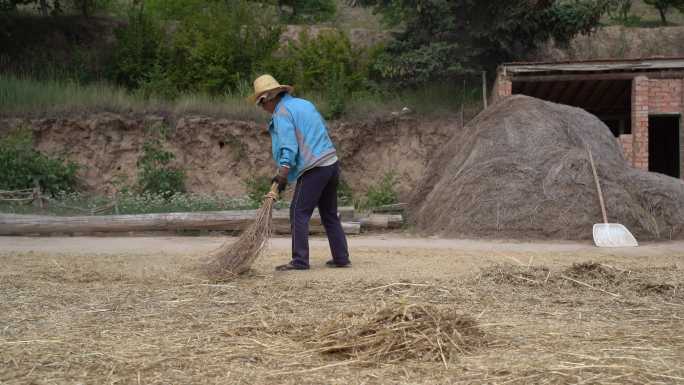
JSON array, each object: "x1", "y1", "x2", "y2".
[{"x1": 249, "y1": 74, "x2": 351, "y2": 271}]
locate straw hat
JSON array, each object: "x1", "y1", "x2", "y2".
[{"x1": 248, "y1": 74, "x2": 294, "y2": 104}]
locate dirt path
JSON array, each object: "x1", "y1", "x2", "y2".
[{"x1": 2, "y1": 235, "x2": 683, "y2": 282}]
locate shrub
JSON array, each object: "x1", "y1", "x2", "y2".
[
  {"x1": 277, "y1": 0, "x2": 337, "y2": 23},
  {"x1": 109, "y1": 7, "x2": 164, "y2": 91},
  {"x1": 243, "y1": 175, "x2": 273, "y2": 208},
  {"x1": 136, "y1": 132, "x2": 185, "y2": 198},
  {"x1": 109, "y1": 0, "x2": 281, "y2": 98},
  {"x1": 168, "y1": 1, "x2": 281, "y2": 95},
  {"x1": 337, "y1": 177, "x2": 353, "y2": 206},
  {"x1": 270, "y1": 30, "x2": 369, "y2": 118},
  {"x1": 365, "y1": 171, "x2": 398, "y2": 208},
  {"x1": 0, "y1": 128, "x2": 78, "y2": 195}
]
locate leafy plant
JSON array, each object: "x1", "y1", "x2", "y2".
[
  {"x1": 270, "y1": 30, "x2": 369, "y2": 118},
  {"x1": 109, "y1": 6, "x2": 164, "y2": 91},
  {"x1": 363, "y1": 0, "x2": 612, "y2": 86},
  {"x1": 337, "y1": 176, "x2": 354, "y2": 206},
  {"x1": 136, "y1": 132, "x2": 185, "y2": 198},
  {"x1": 365, "y1": 171, "x2": 398, "y2": 208},
  {"x1": 277, "y1": 0, "x2": 337, "y2": 23},
  {"x1": 243, "y1": 175, "x2": 273, "y2": 208},
  {"x1": 643, "y1": 0, "x2": 684, "y2": 24},
  {"x1": 0, "y1": 127, "x2": 78, "y2": 195}
]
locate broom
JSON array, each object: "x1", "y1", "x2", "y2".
[{"x1": 207, "y1": 183, "x2": 279, "y2": 278}]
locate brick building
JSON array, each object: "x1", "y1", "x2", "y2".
[{"x1": 493, "y1": 58, "x2": 684, "y2": 179}]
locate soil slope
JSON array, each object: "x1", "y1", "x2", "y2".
[{"x1": 0, "y1": 115, "x2": 454, "y2": 200}]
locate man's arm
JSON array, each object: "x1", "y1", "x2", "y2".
[{"x1": 272, "y1": 106, "x2": 298, "y2": 192}]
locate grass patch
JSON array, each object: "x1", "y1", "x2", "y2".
[
  {"x1": 0, "y1": 191, "x2": 255, "y2": 216},
  {"x1": 0, "y1": 74, "x2": 268, "y2": 121},
  {"x1": 1, "y1": 74, "x2": 483, "y2": 120}
]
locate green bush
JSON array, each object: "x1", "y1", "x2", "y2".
[
  {"x1": 337, "y1": 177, "x2": 353, "y2": 206},
  {"x1": 365, "y1": 171, "x2": 398, "y2": 208},
  {"x1": 0, "y1": 128, "x2": 78, "y2": 195},
  {"x1": 136, "y1": 134, "x2": 185, "y2": 198},
  {"x1": 278, "y1": 0, "x2": 337, "y2": 23},
  {"x1": 271, "y1": 30, "x2": 369, "y2": 119},
  {"x1": 109, "y1": 7, "x2": 164, "y2": 91},
  {"x1": 243, "y1": 175, "x2": 273, "y2": 208},
  {"x1": 109, "y1": 0, "x2": 281, "y2": 98}
]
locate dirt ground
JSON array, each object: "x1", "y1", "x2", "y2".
[{"x1": 1, "y1": 235, "x2": 683, "y2": 384}]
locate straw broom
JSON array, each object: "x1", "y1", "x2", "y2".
[{"x1": 207, "y1": 183, "x2": 279, "y2": 278}]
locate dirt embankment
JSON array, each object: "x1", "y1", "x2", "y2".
[
  {"x1": 537, "y1": 26, "x2": 684, "y2": 61},
  {"x1": 0, "y1": 115, "x2": 456, "y2": 199}
]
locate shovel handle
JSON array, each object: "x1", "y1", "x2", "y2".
[{"x1": 587, "y1": 148, "x2": 608, "y2": 224}]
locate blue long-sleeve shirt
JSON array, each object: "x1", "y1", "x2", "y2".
[{"x1": 268, "y1": 94, "x2": 337, "y2": 182}]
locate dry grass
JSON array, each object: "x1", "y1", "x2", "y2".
[
  {"x1": 307, "y1": 302, "x2": 485, "y2": 366},
  {"x1": 205, "y1": 188, "x2": 278, "y2": 278},
  {"x1": 1, "y1": 249, "x2": 683, "y2": 384}
]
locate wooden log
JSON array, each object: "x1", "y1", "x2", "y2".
[
  {"x1": 371, "y1": 203, "x2": 408, "y2": 214},
  {"x1": 0, "y1": 211, "x2": 363, "y2": 236},
  {"x1": 360, "y1": 214, "x2": 404, "y2": 230}
]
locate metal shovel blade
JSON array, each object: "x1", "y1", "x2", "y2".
[{"x1": 592, "y1": 223, "x2": 638, "y2": 248}]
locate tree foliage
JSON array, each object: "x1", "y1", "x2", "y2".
[
  {"x1": 270, "y1": 30, "x2": 368, "y2": 117},
  {"x1": 643, "y1": 0, "x2": 684, "y2": 24},
  {"x1": 109, "y1": 0, "x2": 281, "y2": 97},
  {"x1": 364, "y1": 0, "x2": 611, "y2": 86},
  {"x1": 276, "y1": 0, "x2": 337, "y2": 23}
]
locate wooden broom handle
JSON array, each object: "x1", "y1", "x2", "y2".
[
  {"x1": 587, "y1": 148, "x2": 608, "y2": 224},
  {"x1": 263, "y1": 182, "x2": 279, "y2": 201}
]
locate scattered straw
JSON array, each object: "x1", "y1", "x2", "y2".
[
  {"x1": 205, "y1": 187, "x2": 278, "y2": 279},
  {"x1": 305, "y1": 302, "x2": 486, "y2": 367}
]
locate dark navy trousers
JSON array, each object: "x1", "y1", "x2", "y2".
[{"x1": 289, "y1": 162, "x2": 349, "y2": 268}]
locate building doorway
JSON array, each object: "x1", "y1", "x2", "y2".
[{"x1": 648, "y1": 115, "x2": 681, "y2": 178}]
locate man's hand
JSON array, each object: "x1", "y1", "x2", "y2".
[{"x1": 272, "y1": 166, "x2": 289, "y2": 193}]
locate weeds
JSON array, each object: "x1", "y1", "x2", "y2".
[
  {"x1": 0, "y1": 127, "x2": 79, "y2": 195},
  {"x1": 0, "y1": 190, "x2": 253, "y2": 215},
  {"x1": 362, "y1": 171, "x2": 398, "y2": 209}
]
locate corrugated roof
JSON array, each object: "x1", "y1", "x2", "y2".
[{"x1": 502, "y1": 57, "x2": 684, "y2": 75}]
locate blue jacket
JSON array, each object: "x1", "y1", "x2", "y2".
[{"x1": 268, "y1": 94, "x2": 337, "y2": 182}]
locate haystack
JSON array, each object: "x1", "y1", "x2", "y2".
[{"x1": 411, "y1": 95, "x2": 684, "y2": 240}]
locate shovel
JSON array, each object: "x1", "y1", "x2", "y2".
[{"x1": 587, "y1": 148, "x2": 638, "y2": 247}]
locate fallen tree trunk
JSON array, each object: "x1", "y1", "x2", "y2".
[{"x1": 0, "y1": 211, "x2": 373, "y2": 236}]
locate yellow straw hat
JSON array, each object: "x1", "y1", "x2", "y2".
[{"x1": 248, "y1": 74, "x2": 294, "y2": 104}]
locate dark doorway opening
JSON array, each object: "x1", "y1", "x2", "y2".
[
  {"x1": 648, "y1": 115, "x2": 681, "y2": 178},
  {"x1": 512, "y1": 79, "x2": 632, "y2": 137}
]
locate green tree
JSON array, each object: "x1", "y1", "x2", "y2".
[
  {"x1": 643, "y1": 0, "x2": 684, "y2": 24},
  {"x1": 270, "y1": 30, "x2": 368, "y2": 118},
  {"x1": 607, "y1": 0, "x2": 633, "y2": 21},
  {"x1": 363, "y1": 0, "x2": 611, "y2": 86},
  {"x1": 109, "y1": 0, "x2": 280, "y2": 97}
]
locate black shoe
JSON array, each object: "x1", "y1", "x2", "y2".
[
  {"x1": 275, "y1": 262, "x2": 309, "y2": 271},
  {"x1": 325, "y1": 260, "x2": 351, "y2": 268}
]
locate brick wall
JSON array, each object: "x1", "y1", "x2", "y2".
[
  {"x1": 631, "y1": 76, "x2": 650, "y2": 170},
  {"x1": 491, "y1": 71, "x2": 513, "y2": 105},
  {"x1": 618, "y1": 134, "x2": 633, "y2": 164},
  {"x1": 647, "y1": 78, "x2": 683, "y2": 179},
  {"x1": 648, "y1": 78, "x2": 683, "y2": 113}
]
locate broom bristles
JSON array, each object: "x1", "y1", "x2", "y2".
[{"x1": 206, "y1": 185, "x2": 279, "y2": 278}]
